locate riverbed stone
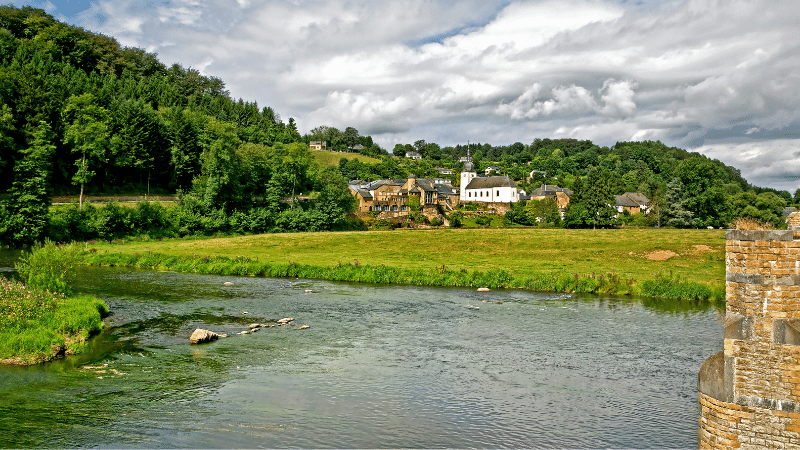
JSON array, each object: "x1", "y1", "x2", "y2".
[{"x1": 190, "y1": 329, "x2": 219, "y2": 344}]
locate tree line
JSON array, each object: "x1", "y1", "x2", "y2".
[
  {"x1": 337, "y1": 138, "x2": 794, "y2": 229},
  {"x1": 0, "y1": 5, "x2": 355, "y2": 245}
]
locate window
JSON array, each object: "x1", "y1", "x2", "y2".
[
  {"x1": 401, "y1": 205, "x2": 407, "y2": 211},
  {"x1": 497, "y1": 190, "x2": 500, "y2": 196},
  {"x1": 391, "y1": 205, "x2": 398, "y2": 211}
]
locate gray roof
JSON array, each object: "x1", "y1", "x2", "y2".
[
  {"x1": 355, "y1": 189, "x2": 372, "y2": 200},
  {"x1": 530, "y1": 184, "x2": 572, "y2": 197},
  {"x1": 436, "y1": 184, "x2": 457, "y2": 196},
  {"x1": 615, "y1": 192, "x2": 650, "y2": 207},
  {"x1": 465, "y1": 176, "x2": 517, "y2": 190}
]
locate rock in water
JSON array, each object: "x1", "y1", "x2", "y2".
[
  {"x1": 223, "y1": 282, "x2": 234, "y2": 286},
  {"x1": 477, "y1": 287, "x2": 491, "y2": 292},
  {"x1": 277, "y1": 317, "x2": 295, "y2": 325},
  {"x1": 298, "y1": 325, "x2": 310, "y2": 330},
  {"x1": 190, "y1": 329, "x2": 220, "y2": 344}
]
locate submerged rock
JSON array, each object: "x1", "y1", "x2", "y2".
[{"x1": 190, "y1": 329, "x2": 220, "y2": 344}]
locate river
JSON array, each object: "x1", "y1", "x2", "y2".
[{"x1": 0, "y1": 252, "x2": 721, "y2": 448}]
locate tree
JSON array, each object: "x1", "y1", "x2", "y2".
[
  {"x1": 583, "y1": 166, "x2": 617, "y2": 229},
  {"x1": 662, "y1": 178, "x2": 693, "y2": 228},
  {"x1": 4, "y1": 121, "x2": 55, "y2": 244},
  {"x1": 312, "y1": 166, "x2": 356, "y2": 229},
  {"x1": 343, "y1": 127, "x2": 359, "y2": 150},
  {"x1": 62, "y1": 93, "x2": 109, "y2": 211},
  {"x1": 109, "y1": 98, "x2": 164, "y2": 194},
  {"x1": 196, "y1": 119, "x2": 242, "y2": 210},
  {"x1": 674, "y1": 157, "x2": 726, "y2": 226},
  {"x1": 392, "y1": 144, "x2": 406, "y2": 158},
  {"x1": 524, "y1": 198, "x2": 560, "y2": 226}
]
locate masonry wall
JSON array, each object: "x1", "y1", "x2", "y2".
[{"x1": 699, "y1": 226, "x2": 800, "y2": 448}]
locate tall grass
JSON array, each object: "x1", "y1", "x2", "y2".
[
  {"x1": 15, "y1": 240, "x2": 80, "y2": 294},
  {"x1": 640, "y1": 271, "x2": 724, "y2": 302},
  {"x1": 83, "y1": 251, "x2": 649, "y2": 296},
  {"x1": 0, "y1": 278, "x2": 108, "y2": 365}
]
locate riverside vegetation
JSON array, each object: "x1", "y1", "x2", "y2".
[
  {"x1": 0, "y1": 242, "x2": 107, "y2": 365},
  {"x1": 82, "y1": 227, "x2": 726, "y2": 302}
]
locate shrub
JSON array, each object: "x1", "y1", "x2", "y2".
[{"x1": 15, "y1": 240, "x2": 80, "y2": 295}]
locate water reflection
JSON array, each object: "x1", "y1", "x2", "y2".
[{"x1": 0, "y1": 251, "x2": 721, "y2": 448}]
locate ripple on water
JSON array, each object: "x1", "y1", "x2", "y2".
[{"x1": 0, "y1": 263, "x2": 721, "y2": 448}]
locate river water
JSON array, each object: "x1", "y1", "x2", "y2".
[{"x1": 0, "y1": 252, "x2": 721, "y2": 448}]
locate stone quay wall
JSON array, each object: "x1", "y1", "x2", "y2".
[{"x1": 699, "y1": 225, "x2": 800, "y2": 448}]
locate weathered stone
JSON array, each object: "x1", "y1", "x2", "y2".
[
  {"x1": 223, "y1": 281, "x2": 234, "y2": 286},
  {"x1": 190, "y1": 328, "x2": 219, "y2": 344},
  {"x1": 298, "y1": 325, "x2": 310, "y2": 330},
  {"x1": 477, "y1": 287, "x2": 491, "y2": 292},
  {"x1": 699, "y1": 351, "x2": 726, "y2": 401},
  {"x1": 277, "y1": 317, "x2": 294, "y2": 325}
]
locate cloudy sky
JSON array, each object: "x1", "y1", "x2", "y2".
[{"x1": 15, "y1": 0, "x2": 800, "y2": 191}]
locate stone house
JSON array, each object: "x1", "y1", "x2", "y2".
[
  {"x1": 529, "y1": 184, "x2": 572, "y2": 212},
  {"x1": 614, "y1": 192, "x2": 650, "y2": 214},
  {"x1": 349, "y1": 175, "x2": 459, "y2": 217}
]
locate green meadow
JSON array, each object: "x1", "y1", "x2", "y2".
[{"x1": 83, "y1": 228, "x2": 727, "y2": 301}]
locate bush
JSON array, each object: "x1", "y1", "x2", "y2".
[{"x1": 15, "y1": 240, "x2": 80, "y2": 295}]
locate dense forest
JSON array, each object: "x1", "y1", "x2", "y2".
[
  {"x1": 0, "y1": 5, "x2": 793, "y2": 246},
  {"x1": 0, "y1": 5, "x2": 356, "y2": 245}
]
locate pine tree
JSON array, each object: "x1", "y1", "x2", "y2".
[
  {"x1": 5, "y1": 121, "x2": 55, "y2": 244},
  {"x1": 663, "y1": 178, "x2": 693, "y2": 228}
]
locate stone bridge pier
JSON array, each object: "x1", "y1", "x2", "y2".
[{"x1": 699, "y1": 217, "x2": 800, "y2": 448}]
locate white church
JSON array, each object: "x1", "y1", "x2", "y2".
[{"x1": 459, "y1": 151, "x2": 519, "y2": 203}]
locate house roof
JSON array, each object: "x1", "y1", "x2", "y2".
[
  {"x1": 436, "y1": 184, "x2": 457, "y2": 196},
  {"x1": 465, "y1": 176, "x2": 517, "y2": 190},
  {"x1": 355, "y1": 189, "x2": 372, "y2": 200},
  {"x1": 615, "y1": 192, "x2": 650, "y2": 207},
  {"x1": 530, "y1": 184, "x2": 572, "y2": 197}
]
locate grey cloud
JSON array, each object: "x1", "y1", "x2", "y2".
[{"x1": 76, "y1": 0, "x2": 800, "y2": 189}]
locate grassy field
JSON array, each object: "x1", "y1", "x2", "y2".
[
  {"x1": 85, "y1": 228, "x2": 726, "y2": 295},
  {"x1": 310, "y1": 149, "x2": 382, "y2": 166}
]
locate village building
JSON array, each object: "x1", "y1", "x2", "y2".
[
  {"x1": 614, "y1": 192, "x2": 650, "y2": 214},
  {"x1": 349, "y1": 175, "x2": 459, "y2": 217},
  {"x1": 309, "y1": 141, "x2": 327, "y2": 151},
  {"x1": 459, "y1": 152, "x2": 519, "y2": 209},
  {"x1": 529, "y1": 184, "x2": 572, "y2": 212},
  {"x1": 406, "y1": 151, "x2": 422, "y2": 160},
  {"x1": 436, "y1": 167, "x2": 453, "y2": 175},
  {"x1": 484, "y1": 166, "x2": 501, "y2": 175}
]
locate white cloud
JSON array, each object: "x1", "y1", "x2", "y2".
[{"x1": 73, "y1": 0, "x2": 800, "y2": 189}]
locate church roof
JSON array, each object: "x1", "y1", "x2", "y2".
[{"x1": 465, "y1": 176, "x2": 517, "y2": 190}]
